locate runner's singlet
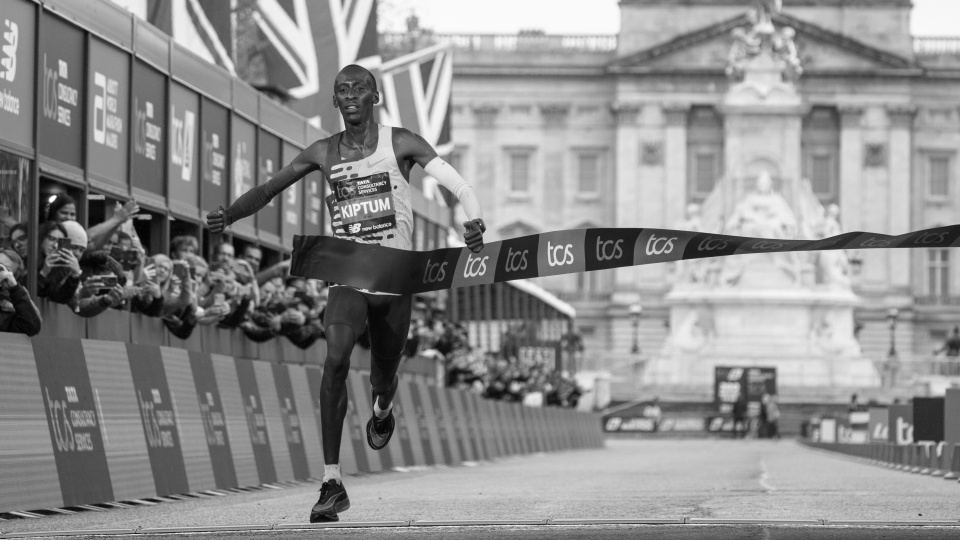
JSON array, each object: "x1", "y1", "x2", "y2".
[
  {"x1": 324, "y1": 124, "x2": 413, "y2": 252},
  {"x1": 324, "y1": 124, "x2": 412, "y2": 295}
]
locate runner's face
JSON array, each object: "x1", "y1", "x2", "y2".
[{"x1": 333, "y1": 72, "x2": 378, "y2": 123}]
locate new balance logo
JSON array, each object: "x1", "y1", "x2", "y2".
[
  {"x1": 1, "y1": 20, "x2": 17, "y2": 82},
  {"x1": 348, "y1": 223, "x2": 362, "y2": 234}
]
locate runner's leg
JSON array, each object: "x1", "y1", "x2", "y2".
[
  {"x1": 367, "y1": 293, "x2": 412, "y2": 410},
  {"x1": 320, "y1": 287, "x2": 369, "y2": 465}
]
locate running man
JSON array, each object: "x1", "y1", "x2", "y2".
[{"x1": 206, "y1": 64, "x2": 485, "y2": 522}]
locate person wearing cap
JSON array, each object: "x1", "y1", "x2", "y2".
[
  {"x1": 0, "y1": 249, "x2": 41, "y2": 336},
  {"x1": 37, "y1": 221, "x2": 82, "y2": 305}
]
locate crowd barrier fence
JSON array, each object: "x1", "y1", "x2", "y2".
[
  {"x1": 0, "y1": 332, "x2": 604, "y2": 514},
  {"x1": 801, "y1": 440, "x2": 960, "y2": 481}
]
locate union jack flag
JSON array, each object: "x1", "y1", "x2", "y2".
[{"x1": 377, "y1": 43, "x2": 455, "y2": 205}]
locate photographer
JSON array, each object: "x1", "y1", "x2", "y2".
[
  {"x1": 171, "y1": 235, "x2": 199, "y2": 261},
  {"x1": 72, "y1": 250, "x2": 129, "y2": 318},
  {"x1": 196, "y1": 262, "x2": 234, "y2": 325},
  {"x1": 0, "y1": 249, "x2": 41, "y2": 336},
  {"x1": 37, "y1": 221, "x2": 82, "y2": 305},
  {"x1": 162, "y1": 253, "x2": 205, "y2": 340}
]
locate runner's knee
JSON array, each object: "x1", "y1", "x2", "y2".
[{"x1": 324, "y1": 324, "x2": 356, "y2": 378}]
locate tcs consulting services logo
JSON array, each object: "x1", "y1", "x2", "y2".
[
  {"x1": 585, "y1": 229, "x2": 639, "y2": 271},
  {"x1": 634, "y1": 229, "x2": 693, "y2": 265},
  {"x1": 537, "y1": 231, "x2": 586, "y2": 277}
]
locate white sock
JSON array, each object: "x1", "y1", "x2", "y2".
[
  {"x1": 323, "y1": 464, "x2": 341, "y2": 484},
  {"x1": 374, "y1": 397, "x2": 393, "y2": 419}
]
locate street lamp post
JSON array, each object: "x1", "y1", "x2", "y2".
[
  {"x1": 887, "y1": 307, "x2": 899, "y2": 358},
  {"x1": 630, "y1": 303, "x2": 643, "y2": 354},
  {"x1": 885, "y1": 307, "x2": 900, "y2": 388}
]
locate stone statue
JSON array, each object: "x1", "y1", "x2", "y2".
[
  {"x1": 797, "y1": 179, "x2": 852, "y2": 288},
  {"x1": 752, "y1": 0, "x2": 782, "y2": 30},
  {"x1": 673, "y1": 203, "x2": 708, "y2": 284},
  {"x1": 720, "y1": 171, "x2": 801, "y2": 285},
  {"x1": 727, "y1": 0, "x2": 802, "y2": 84},
  {"x1": 724, "y1": 171, "x2": 797, "y2": 239}
]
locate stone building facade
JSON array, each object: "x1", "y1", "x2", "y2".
[{"x1": 383, "y1": 0, "x2": 960, "y2": 394}]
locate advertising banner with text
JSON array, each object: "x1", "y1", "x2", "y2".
[
  {"x1": 168, "y1": 83, "x2": 200, "y2": 215},
  {"x1": 230, "y1": 116, "x2": 257, "y2": 236},
  {"x1": 131, "y1": 60, "x2": 166, "y2": 203},
  {"x1": 200, "y1": 98, "x2": 229, "y2": 215},
  {"x1": 0, "y1": 0, "x2": 35, "y2": 151},
  {"x1": 257, "y1": 130, "x2": 282, "y2": 239},
  {"x1": 87, "y1": 37, "x2": 129, "y2": 194},
  {"x1": 38, "y1": 12, "x2": 85, "y2": 171},
  {"x1": 31, "y1": 337, "x2": 114, "y2": 507}
]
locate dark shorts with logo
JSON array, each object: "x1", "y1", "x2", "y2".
[{"x1": 323, "y1": 286, "x2": 412, "y2": 360}]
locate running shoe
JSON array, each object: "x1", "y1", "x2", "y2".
[
  {"x1": 366, "y1": 408, "x2": 395, "y2": 450},
  {"x1": 309, "y1": 480, "x2": 350, "y2": 522}
]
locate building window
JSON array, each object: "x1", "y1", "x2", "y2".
[
  {"x1": 928, "y1": 154, "x2": 952, "y2": 199},
  {"x1": 687, "y1": 106, "x2": 723, "y2": 200},
  {"x1": 576, "y1": 151, "x2": 603, "y2": 194},
  {"x1": 507, "y1": 150, "x2": 533, "y2": 193},
  {"x1": 928, "y1": 249, "x2": 950, "y2": 297},
  {"x1": 802, "y1": 107, "x2": 840, "y2": 204},
  {"x1": 694, "y1": 151, "x2": 719, "y2": 194}
]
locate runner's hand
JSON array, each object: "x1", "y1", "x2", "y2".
[
  {"x1": 463, "y1": 219, "x2": 486, "y2": 253},
  {"x1": 207, "y1": 206, "x2": 228, "y2": 234}
]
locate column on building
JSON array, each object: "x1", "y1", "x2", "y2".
[
  {"x1": 663, "y1": 104, "x2": 691, "y2": 230},
  {"x1": 539, "y1": 102, "x2": 572, "y2": 293},
  {"x1": 887, "y1": 105, "x2": 916, "y2": 291},
  {"x1": 611, "y1": 101, "x2": 644, "y2": 296},
  {"x1": 860, "y1": 106, "x2": 892, "y2": 288},
  {"x1": 471, "y1": 103, "x2": 502, "y2": 234},
  {"x1": 839, "y1": 106, "x2": 864, "y2": 233}
]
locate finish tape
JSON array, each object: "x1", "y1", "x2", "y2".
[{"x1": 290, "y1": 224, "x2": 960, "y2": 295}]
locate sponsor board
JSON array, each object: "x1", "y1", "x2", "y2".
[
  {"x1": 234, "y1": 359, "x2": 277, "y2": 484},
  {"x1": 913, "y1": 397, "x2": 945, "y2": 443},
  {"x1": 0, "y1": 1, "x2": 35, "y2": 149},
  {"x1": 888, "y1": 404, "x2": 914, "y2": 445},
  {"x1": 126, "y1": 344, "x2": 189, "y2": 496},
  {"x1": 188, "y1": 351, "x2": 238, "y2": 489},
  {"x1": 494, "y1": 235, "x2": 539, "y2": 282},
  {"x1": 868, "y1": 407, "x2": 889, "y2": 442},
  {"x1": 87, "y1": 38, "x2": 129, "y2": 188},
  {"x1": 450, "y1": 243, "x2": 500, "y2": 288},
  {"x1": 585, "y1": 228, "x2": 640, "y2": 271},
  {"x1": 32, "y1": 338, "x2": 114, "y2": 506},
  {"x1": 200, "y1": 98, "x2": 230, "y2": 213},
  {"x1": 271, "y1": 364, "x2": 310, "y2": 479},
  {"x1": 633, "y1": 229, "x2": 693, "y2": 265}
]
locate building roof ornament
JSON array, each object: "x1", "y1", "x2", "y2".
[{"x1": 726, "y1": 0, "x2": 802, "y2": 84}]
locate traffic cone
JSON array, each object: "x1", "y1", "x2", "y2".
[
  {"x1": 918, "y1": 444, "x2": 932, "y2": 475},
  {"x1": 929, "y1": 443, "x2": 945, "y2": 477}
]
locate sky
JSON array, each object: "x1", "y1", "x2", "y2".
[{"x1": 379, "y1": 0, "x2": 960, "y2": 37}]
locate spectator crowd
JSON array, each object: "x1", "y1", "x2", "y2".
[{"x1": 0, "y1": 195, "x2": 581, "y2": 408}]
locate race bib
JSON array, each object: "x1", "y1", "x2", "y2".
[{"x1": 329, "y1": 172, "x2": 397, "y2": 238}]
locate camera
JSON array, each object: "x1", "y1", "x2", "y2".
[
  {"x1": 57, "y1": 237, "x2": 73, "y2": 251},
  {"x1": 85, "y1": 274, "x2": 118, "y2": 295},
  {"x1": 172, "y1": 261, "x2": 190, "y2": 281},
  {"x1": 110, "y1": 246, "x2": 140, "y2": 270}
]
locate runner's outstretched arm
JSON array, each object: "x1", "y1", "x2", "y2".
[
  {"x1": 394, "y1": 128, "x2": 485, "y2": 252},
  {"x1": 206, "y1": 142, "x2": 324, "y2": 233}
]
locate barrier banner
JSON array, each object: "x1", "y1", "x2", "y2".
[
  {"x1": 428, "y1": 386, "x2": 455, "y2": 465},
  {"x1": 32, "y1": 338, "x2": 114, "y2": 506},
  {"x1": 343, "y1": 372, "x2": 373, "y2": 473},
  {"x1": 913, "y1": 397, "x2": 945, "y2": 443},
  {"x1": 289, "y1": 365, "x2": 323, "y2": 478},
  {"x1": 409, "y1": 382, "x2": 437, "y2": 465},
  {"x1": 126, "y1": 344, "x2": 190, "y2": 496},
  {"x1": 234, "y1": 358, "x2": 277, "y2": 484},
  {"x1": 389, "y1": 377, "x2": 415, "y2": 467},
  {"x1": 353, "y1": 373, "x2": 385, "y2": 473},
  {"x1": 291, "y1": 225, "x2": 960, "y2": 294},
  {"x1": 445, "y1": 388, "x2": 472, "y2": 462},
  {"x1": 187, "y1": 351, "x2": 237, "y2": 489},
  {"x1": 416, "y1": 383, "x2": 446, "y2": 465},
  {"x1": 397, "y1": 378, "x2": 427, "y2": 466},
  {"x1": 252, "y1": 363, "x2": 295, "y2": 481},
  {"x1": 0, "y1": 334, "x2": 61, "y2": 512},
  {"x1": 946, "y1": 389, "x2": 960, "y2": 445},
  {"x1": 462, "y1": 393, "x2": 487, "y2": 461},
  {"x1": 888, "y1": 404, "x2": 914, "y2": 445}
]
